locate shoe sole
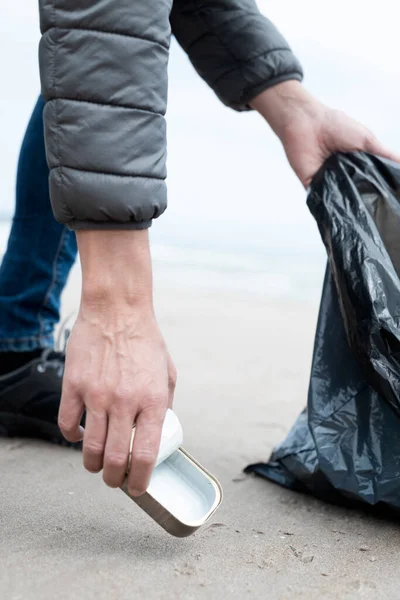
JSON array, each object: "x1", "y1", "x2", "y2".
[{"x1": 0, "y1": 412, "x2": 82, "y2": 449}]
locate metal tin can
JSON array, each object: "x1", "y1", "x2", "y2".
[{"x1": 121, "y1": 446, "x2": 223, "y2": 537}]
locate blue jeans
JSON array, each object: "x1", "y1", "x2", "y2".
[{"x1": 0, "y1": 97, "x2": 78, "y2": 351}]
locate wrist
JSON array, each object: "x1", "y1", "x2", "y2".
[
  {"x1": 77, "y1": 229, "x2": 154, "y2": 310},
  {"x1": 80, "y1": 284, "x2": 154, "y2": 313},
  {"x1": 250, "y1": 81, "x2": 323, "y2": 141}
]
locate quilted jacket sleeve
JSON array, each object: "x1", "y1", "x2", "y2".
[
  {"x1": 38, "y1": 0, "x2": 302, "y2": 230},
  {"x1": 38, "y1": 0, "x2": 172, "y2": 230},
  {"x1": 170, "y1": 0, "x2": 303, "y2": 111}
]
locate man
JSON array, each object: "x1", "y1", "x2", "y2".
[{"x1": 0, "y1": 0, "x2": 397, "y2": 498}]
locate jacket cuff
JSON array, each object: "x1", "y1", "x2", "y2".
[
  {"x1": 48, "y1": 165, "x2": 166, "y2": 229},
  {"x1": 68, "y1": 219, "x2": 152, "y2": 231},
  {"x1": 213, "y1": 48, "x2": 304, "y2": 112},
  {"x1": 241, "y1": 72, "x2": 304, "y2": 111}
]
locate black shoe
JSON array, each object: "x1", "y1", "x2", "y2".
[{"x1": 0, "y1": 349, "x2": 82, "y2": 448}]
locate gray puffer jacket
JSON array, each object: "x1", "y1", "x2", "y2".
[{"x1": 38, "y1": 0, "x2": 302, "y2": 230}]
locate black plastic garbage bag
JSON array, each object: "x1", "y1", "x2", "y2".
[{"x1": 246, "y1": 152, "x2": 400, "y2": 510}]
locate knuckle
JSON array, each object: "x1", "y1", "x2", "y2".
[
  {"x1": 87, "y1": 383, "x2": 106, "y2": 402},
  {"x1": 58, "y1": 417, "x2": 74, "y2": 435},
  {"x1": 169, "y1": 376, "x2": 177, "y2": 391},
  {"x1": 112, "y1": 385, "x2": 132, "y2": 406},
  {"x1": 63, "y1": 374, "x2": 81, "y2": 395},
  {"x1": 169, "y1": 367, "x2": 178, "y2": 389},
  {"x1": 133, "y1": 384, "x2": 151, "y2": 401},
  {"x1": 84, "y1": 440, "x2": 104, "y2": 456},
  {"x1": 104, "y1": 451, "x2": 128, "y2": 470},
  {"x1": 142, "y1": 391, "x2": 169, "y2": 410},
  {"x1": 133, "y1": 450, "x2": 155, "y2": 469}
]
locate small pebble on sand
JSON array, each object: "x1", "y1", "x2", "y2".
[{"x1": 302, "y1": 555, "x2": 314, "y2": 564}]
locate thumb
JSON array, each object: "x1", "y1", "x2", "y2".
[
  {"x1": 58, "y1": 388, "x2": 85, "y2": 442},
  {"x1": 364, "y1": 133, "x2": 400, "y2": 164}
]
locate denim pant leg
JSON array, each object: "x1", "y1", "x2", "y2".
[{"x1": 0, "y1": 96, "x2": 78, "y2": 351}]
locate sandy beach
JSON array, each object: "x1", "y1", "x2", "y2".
[
  {"x1": 1, "y1": 261, "x2": 400, "y2": 600},
  {"x1": 2, "y1": 0, "x2": 400, "y2": 594}
]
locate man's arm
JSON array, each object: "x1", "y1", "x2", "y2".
[
  {"x1": 37, "y1": 0, "x2": 398, "y2": 497},
  {"x1": 37, "y1": 0, "x2": 176, "y2": 495},
  {"x1": 59, "y1": 229, "x2": 176, "y2": 496},
  {"x1": 170, "y1": 0, "x2": 303, "y2": 111},
  {"x1": 250, "y1": 80, "x2": 400, "y2": 186},
  {"x1": 38, "y1": 0, "x2": 171, "y2": 229},
  {"x1": 171, "y1": 1, "x2": 399, "y2": 183}
]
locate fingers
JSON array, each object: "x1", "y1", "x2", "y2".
[
  {"x1": 364, "y1": 133, "x2": 400, "y2": 164},
  {"x1": 127, "y1": 405, "x2": 166, "y2": 496},
  {"x1": 58, "y1": 386, "x2": 85, "y2": 443},
  {"x1": 83, "y1": 409, "x2": 108, "y2": 473},
  {"x1": 62, "y1": 317, "x2": 176, "y2": 494},
  {"x1": 102, "y1": 415, "x2": 133, "y2": 488}
]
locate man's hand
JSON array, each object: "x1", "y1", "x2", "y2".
[
  {"x1": 58, "y1": 230, "x2": 177, "y2": 496},
  {"x1": 251, "y1": 81, "x2": 400, "y2": 188}
]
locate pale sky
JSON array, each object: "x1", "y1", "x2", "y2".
[{"x1": 1, "y1": 1, "x2": 399, "y2": 253}]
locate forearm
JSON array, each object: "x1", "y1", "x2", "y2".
[
  {"x1": 77, "y1": 230, "x2": 154, "y2": 311},
  {"x1": 62, "y1": 228, "x2": 175, "y2": 496},
  {"x1": 250, "y1": 81, "x2": 321, "y2": 141}
]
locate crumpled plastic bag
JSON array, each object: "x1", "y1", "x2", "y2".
[{"x1": 246, "y1": 152, "x2": 400, "y2": 510}]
